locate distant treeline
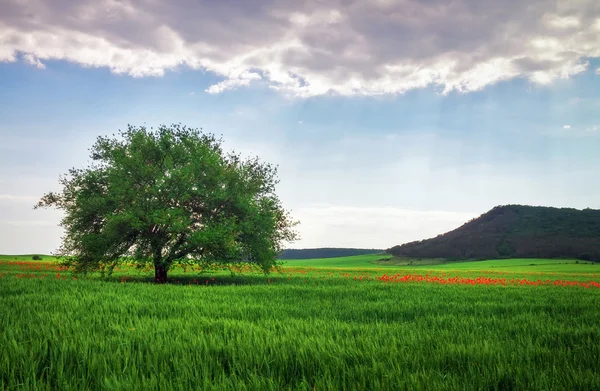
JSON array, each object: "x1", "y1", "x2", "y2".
[
  {"x1": 279, "y1": 248, "x2": 383, "y2": 260},
  {"x1": 387, "y1": 205, "x2": 600, "y2": 262}
]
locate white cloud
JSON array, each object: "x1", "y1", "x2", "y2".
[
  {"x1": 22, "y1": 53, "x2": 45, "y2": 69},
  {"x1": 0, "y1": 194, "x2": 39, "y2": 202},
  {"x1": 292, "y1": 205, "x2": 476, "y2": 248},
  {"x1": 1, "y1": 0, "x2": 599, "y2": 97},
  {"x1": 569, "y1": 97, "x2": 584, "y2": 104},
  {"x1": 544, "y1": 124, "x2": 600, "y2": 137},
  {"x1": 0, "y1": 220, "x2": 55, "y2": 227},
  {"x1": 596, "y1": 68, "x2": 600, "y2": 75},
  {"x1": 0, "y1": 193, "x2": 63, "y2": 253},
  {"x1": 0, "y1": 223, "x2": 62, "y2": 254},
  {"x1": 205, "y1": 71, "x2": 262, "y2": 94},
  {"x1": 545, "y1": 15, "x2": 581, "y2": 29}
]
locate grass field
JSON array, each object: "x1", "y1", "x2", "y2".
[
  {"x1": 284, "y1": 253, "x2": 600, "y2": 274},
  {"x1": 280, "y1": 253, "x2": 391, "y2": 267},
  {"x1": 1, "y1": 255, "x2": 599, "y2": 390}
]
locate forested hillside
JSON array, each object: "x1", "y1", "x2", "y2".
[
  {"x1": 387, "y1": 205, "x2": 600, "y2": 261},
  {"x1": 279, "y1": 248, "x2": 383, "y2": 260}
]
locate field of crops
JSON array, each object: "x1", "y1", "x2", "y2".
[{"x1": 1, "y1": 255, "x2": 599, "y2": 390}]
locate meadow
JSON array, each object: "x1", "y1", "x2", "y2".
[{"x1": 1, "y1": 255, "x2": 599, "y2": 390}]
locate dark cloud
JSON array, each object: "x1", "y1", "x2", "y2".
[{"x1": 1, "y1": 0, "x2": 599, "y2": 95}]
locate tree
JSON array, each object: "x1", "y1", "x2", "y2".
[{"x1": 35, "y1": 124, "x2": 298, "y2": 282}]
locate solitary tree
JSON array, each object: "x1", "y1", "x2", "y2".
[{"x1": 35, "y1": 124, "x2": 298, "y2": 282}]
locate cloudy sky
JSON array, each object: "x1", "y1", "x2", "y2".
[{"x1": 1, "y1": 0, "x2": 599, "y2": 254}]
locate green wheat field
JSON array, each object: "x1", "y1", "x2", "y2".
[{"x1": 1, "y1": 254, "x2": 599, "y2": 390}]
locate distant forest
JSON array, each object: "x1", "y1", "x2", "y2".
[
  {"x1": 279, "y1": 248, "x2": 383, "y2": 260},
  {"x1": 387, "y1": 205, "x2": 600, "y2": 262}
]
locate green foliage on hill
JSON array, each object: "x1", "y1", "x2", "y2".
[
  {"x1": 279, "y1": 248, "x2": 383, "y2": 260},
  {"x1": 387, "y1": 205, "x2": 600, "y2": 261}
]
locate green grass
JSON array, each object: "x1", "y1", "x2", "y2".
[
  {"x1": 285, "y1": 254, "x2": 600, "y2": 275},
  {"x1": 414, "y1": 258, "x2": 600, "y2": 273},
  {"x1": 0, "y1": 254, "x2": 56, "y2": 261},
  {"x1": 1, "y1": 257, "x2": 600, "y2": 390},
  {"x1": 281, "y1": 253, "x2": 392, "y2": 267}
]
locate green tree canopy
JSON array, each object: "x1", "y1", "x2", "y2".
[{"x1": 36, "y1": 124, "x2": 298, "y2": 282}]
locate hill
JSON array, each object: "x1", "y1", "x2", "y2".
[
  {"x1": 387, "y1": 205, "x2": 600, "y2": 261},
  {"x1": 279, "y1": 248, "x2": 383, "y2": 260}
]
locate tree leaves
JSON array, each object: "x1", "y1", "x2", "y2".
[{"x1": 36, "y1": 124, "x2": 298, "y2": 280}]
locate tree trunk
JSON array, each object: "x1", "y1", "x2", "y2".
[
  {"x1": 153, "y1": 245, "x2": 168, "y2": 283},
  {"x1": 154, "y1": 262, "x2": 168, "y2": 283}
]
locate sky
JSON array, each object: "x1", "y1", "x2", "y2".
[{"x1": 1, "y1": 0, "x2": 599, "y2": 254}]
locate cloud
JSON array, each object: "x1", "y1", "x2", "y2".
[
  {"x1": 291, "y1": 205, "x2": 477, "y2": 248},
  {"x1": 205, "y1": 70, "x2": 262, "y2": 94},
  {"x1": 587, "y1": 125, "x2": 600, "y2": 133},
  {"x1": 0, "y1": 219, "x2": 55, "y2": 227},
  {"x1": 545, "y1": 124, "x2": 600, "y2": 137},
  {"x1": 22, "y1": 53, "x2": 45, "y2": 69},
  {"x1": 0, "y1": 194, "x2": 39, "y2": 202},
  {"x1": 569, "y1": 97, "x2": 584, "y2": 105},
  {"x1": 596, "y1": 68, "x2": 600, "y2": 75},
  {"x1": 1, "y1": 0, "x2": 599, "y2": 97},
  {"x1": 0, "y1": 222, "x2": 62, "y2": 254}
]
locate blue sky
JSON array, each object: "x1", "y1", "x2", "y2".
[{"x1": 1, "y1": 0, "x2": 599, "y2": 254}]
